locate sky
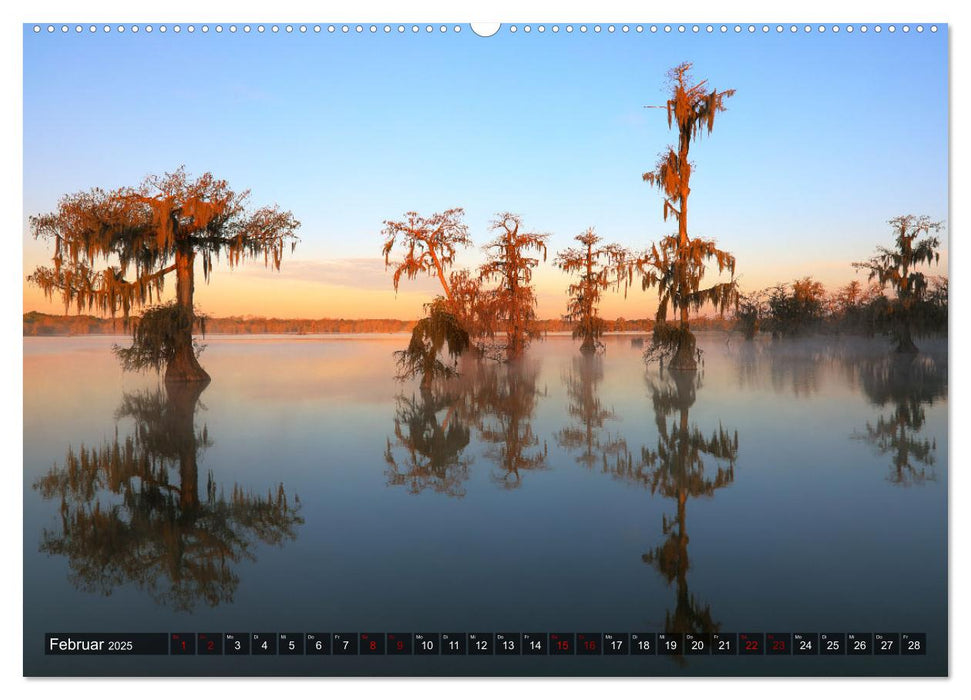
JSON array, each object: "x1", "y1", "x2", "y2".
[{"x1": 22, "y1": 22, "x2": 948, "y2": 320}]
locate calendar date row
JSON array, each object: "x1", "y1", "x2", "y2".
[{"x1": 47, "y1": 632, "x2": 927, "y2": 656}]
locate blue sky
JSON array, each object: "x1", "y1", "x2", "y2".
[{"x1": 22, "y1": 23, "x2": 948, "y2": 318}]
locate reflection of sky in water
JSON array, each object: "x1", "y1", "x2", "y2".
[{"x1": 23, "y1": 333, "x2": 947, "y2": 676}]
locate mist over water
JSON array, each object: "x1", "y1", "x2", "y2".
[{"x1": 23, "y1": 332, "x2": 947, "y2": 676}]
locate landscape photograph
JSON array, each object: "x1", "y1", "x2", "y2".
[{"x1": 22, "y1": 21, "x2": 947, "y2": 677}]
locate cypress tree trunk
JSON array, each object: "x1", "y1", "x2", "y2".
[
  {"x1": 671, "y1": 141, "x2": 698, "y2": 371},
  {"x1": 580, "y1": 334, "x2": 597, "y2": 355},
  {"x1": 668, "y1": 326, "x2": 698, "y2": 371},
  {"x1": 165, "y1": 249, "x2": 211, "y2": 383},
  {"x1": 894, "y1": 321, "x2": 919, "y2": 354}
]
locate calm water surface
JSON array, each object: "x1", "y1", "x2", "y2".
[{"x1": 23, "y1": 333, "x2": 948, "y2": 676}]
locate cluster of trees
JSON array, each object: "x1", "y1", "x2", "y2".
[
  {"x1": 27, "y1": 64, "x2": 946, "y2": 384},
  {"x1": 13, "y1": 63, "x2": 794, "y2": 384},
  {"x1": 383, "y1": 62, "x2": 740, "y2": 381},
  {"x1": 23, "y1": 311, "x2": 125, "y2": 335},
  {"x1": 381, "y1": 210, "x2": 554, "y2": 378},
  {"x1": 734, "y1": 216, "x2": 947, "y2": 352},
  {"x1": 381, "y1": 209, "x2": 639, "y2": 382}
]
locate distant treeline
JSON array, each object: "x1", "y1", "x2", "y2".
[
  {"x1": 27, "y1": 311, "x2": 746, "y2": 337},
  {"x1": 23, "y1": 312, "x2": 414, "y2": 336},
  {"x1": 735, "y1": 277, "x2": 948, "y2": 340}
]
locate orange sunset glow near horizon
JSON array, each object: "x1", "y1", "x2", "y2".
[{"x1": 23, "y1": 246, "x2": 942, "y2": 322}]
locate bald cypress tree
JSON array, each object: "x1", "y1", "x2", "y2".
[
  {"x1": 28, "y1": 168, "x2": 300, "y2": 382},
  {"x1": 640, "y1": 63, "x2": 738, "y2": 370},
  {"x1": 555, "y1": 228, "x2": 632, "y2": 354},
  {"x1": 381, "y1": 208, "x2": 474, "y2": 384},
  {"x1": 852, "y1": 215, "x2": 944, "y2": 353},
  {"x1": 479, "y1": 213, "x2": 550, "y2": 361}
]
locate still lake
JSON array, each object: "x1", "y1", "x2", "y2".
[{"x1": 23, "y1": 332, "x2": 948, "y2": 676}]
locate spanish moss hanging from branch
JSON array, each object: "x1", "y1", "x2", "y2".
[
  {"x1": 393, "y1": 298, "x2": 471, "y2": 385},
  {"x1": 113, "y1": 301, "x2": 207, "y2": 375},
  {"x1": 638, "y1": 63, "x2": 738, "y2": 370},
  {"x1": 27, "y1": 167, "x2": 300, "y2": 382}
]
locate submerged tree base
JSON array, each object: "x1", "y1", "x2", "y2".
[
  {"x1": 165, "y1": 349, "x2": 212, "y2": 383},
  {"x1": 115, "y1": 301, "x2": 210, "y2": 381},
  {"x1": 895, "y1": 339, "x2": 920, "y2": 354},
  {"x1": 667, "y1": 334, "x2": 699, "y2": 371},
  {"x1": 394, "y1": 298, "x2": 471, "y2": 385},
  {"x1": 579, "y1": 336, "x2": 603, "y2": 356},
  {"x1": 892, "y1": 323, "x2": 921, "y2": 354},
  {"x1": 645, "y1": 322, "x2": 700, "y2": 371}
]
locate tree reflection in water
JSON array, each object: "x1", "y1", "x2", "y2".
[
  {"x1": 475, "y1": 359, "x2": 548, "y2": 488},
  {"x1": 384, "y1": 383, "x2": 472, "y2": 498},
  {"x1": 597, "y1": 369, "x2": 736, "y2": 662},
  {"x1": 640, "y1": 370, "x2": 736, "y2": 658},
  {"x1": 555, "y1": 355, "x2": 627, "y2": 468},
  {"x1": 854, "y1": 354, "x2": 946, "y2": 486},
  {"x1": 384, "y1": 358, "x2": 548, "y2": 493},
  {"x1": 34, "y1": 381, "x2": 303, "y2": 612},
  {"x1": 728, "y1": 337, "x2": 946, "y2": 487}
]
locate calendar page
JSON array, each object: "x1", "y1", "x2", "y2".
[{"x1": 22, "y1": 19, "x2": 948, "y2": 678}]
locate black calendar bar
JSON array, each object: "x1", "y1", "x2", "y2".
[{"x1": 42, "y1": 632, "x2": 927, "y2": 656}]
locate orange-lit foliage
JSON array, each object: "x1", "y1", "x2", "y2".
[
  {"x1": 381, "y1": 208, "x2": 471, "y2": 309},
  {"x1": 640, "y1": 63, "x2": 737, "y2": 370},
  {"x1": 479, "y1": 213, "x2": 550, "y2": 361},
  {"x1": 448, "y1": 268, "x2": 502, "y2": 347},
  {"x1": 555, "y1": 228, "x2": 632, "y2": 354},
  {"x1": 28, "y1": 168, "x2": 300, "y2": 381},
  {"x1": 381, "y1": 208, "x2": 477, "y2": 383}
]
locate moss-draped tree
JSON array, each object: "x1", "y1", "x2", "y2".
[
  {"x1": 555, "y1": 228, "x2": 632, "y2": 354},
  {"x1": 480, "y1": 213, "x2": 549, "y2": 361},
  {"x1": 852, "y1": 215, "x2": 944, "y2": 353},
  {"x1": 28, "y1": 168, "x2": 300, "y2": 382},
  {"x1": 382, "y1": 208, "x2": 474, "y2": 383},
  {"x1": 381, "y1": 208, "x2": 471, "y2": 311},
  {"x1": 640, "y1": 63, "x2": 738, "y2": 370}
]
